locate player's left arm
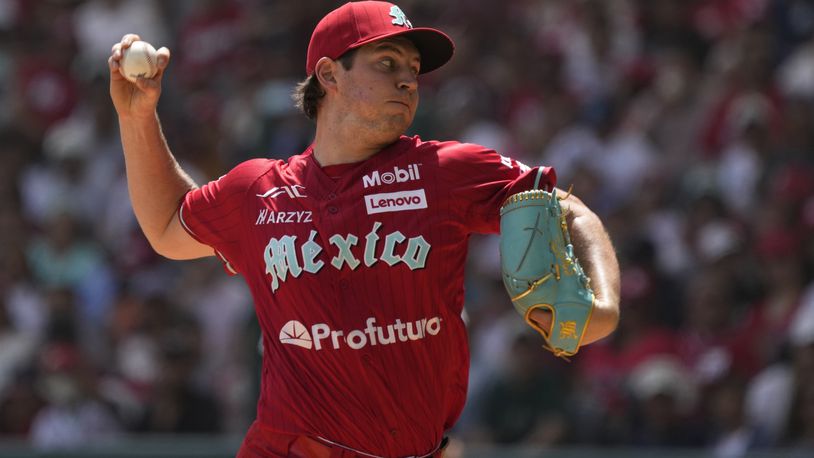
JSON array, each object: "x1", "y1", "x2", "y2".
[{"x1": 528, "y1": 188, "x2": 620, "y2": 345}]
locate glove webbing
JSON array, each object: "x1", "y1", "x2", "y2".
[{"x1": 526, "y1": 173, "x2": 579, "y2": 361}]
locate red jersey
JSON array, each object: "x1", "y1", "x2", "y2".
[{"x1": 179, "y1": 135, "x2": 555, "y2": 457}]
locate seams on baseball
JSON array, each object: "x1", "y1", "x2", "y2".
[{"x1": 120, "y1": 41, "x2": 158, "y2": 83}]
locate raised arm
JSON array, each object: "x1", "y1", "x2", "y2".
[
  {"x1": 528, "y1": 189, "x2": 621, "y2": 345},
  {"x1": 109, "y1": 34, "x2": 212, "y2": 260}
]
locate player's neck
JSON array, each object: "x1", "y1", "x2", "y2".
[{"x1": 311, "y1": 121, "x2": 391, "y2": 167}]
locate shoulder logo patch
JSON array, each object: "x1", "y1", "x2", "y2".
[{"x1": 257, "y1": 185, "x2": 307, "y2": 199}]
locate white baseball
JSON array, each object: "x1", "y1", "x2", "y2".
[{"x1": 120, "y1": 41, "x2": 158, "y2": 83}]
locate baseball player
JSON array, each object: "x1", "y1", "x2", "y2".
[{"x1": 108, "y1": 2, "x2": 620, "y2": 457}]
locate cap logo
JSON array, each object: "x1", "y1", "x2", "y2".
[{"x1": 389, "y1": 5, "x2": 413, "y2": 28}]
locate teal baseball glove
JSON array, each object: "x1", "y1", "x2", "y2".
[{"x1": 499, "y1": 188, "x2": 595, "y2": 358}]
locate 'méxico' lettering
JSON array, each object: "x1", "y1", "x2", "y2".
[{"x1": 263, "y1": 222, "x2": 430, "y2": 292}]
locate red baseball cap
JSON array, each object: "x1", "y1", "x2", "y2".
[{"x1": 306, "y1": 1, "x2": 455, "y2": 76}]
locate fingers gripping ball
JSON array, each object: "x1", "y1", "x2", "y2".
[
  {"x1": 120, "y1": 41, "x2": 158, "y2": 83},
  {"x1": 499, "y1": 189, "x2": 595, "y2": 358}
]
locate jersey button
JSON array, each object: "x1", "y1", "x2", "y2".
[
  {"x1": 328, "y1": 206, "x2": 339, "y2": 214},
  {"x1": 339, "y1": 280, "x2": 349, "y2": 290},
  {"x1": 327, "y1": 193, "x2": 337, "y2": 200}
]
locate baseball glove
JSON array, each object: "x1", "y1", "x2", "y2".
[{"x1": 499, "y1": 188, "x2": 595, "y2": 358}]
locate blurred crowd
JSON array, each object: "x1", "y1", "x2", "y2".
[{"x1": 0, "y1": 0, "x2": 813, "y2": 456}]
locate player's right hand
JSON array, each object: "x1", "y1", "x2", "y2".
[{"x1": 108, "y1": 33, "x2": 171, "y2": 120}]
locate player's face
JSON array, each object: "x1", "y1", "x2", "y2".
[{"x1": 333, "y1": 38, "x2": 420, "y2": 143}]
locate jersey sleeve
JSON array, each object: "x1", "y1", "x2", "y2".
[
  {"x1": 438, "y1": 142, "x2": 556, "y2": 234},
  {"x1": 178, "y1": 159, "x2": 270, "y2": 272}
]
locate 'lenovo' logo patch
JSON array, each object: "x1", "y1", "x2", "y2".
[{"x1": 364, "y1": 189, "x2": 427, "y2": 215}]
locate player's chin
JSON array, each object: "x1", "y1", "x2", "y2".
[{"x1": 381, "y1": 113, "x2": 413, "y2": 136}]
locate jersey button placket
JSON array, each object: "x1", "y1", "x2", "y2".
[{"x1": 325, "y1": 191, "x2": 339, "y2": 214}]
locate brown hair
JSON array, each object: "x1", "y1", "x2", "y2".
[{"x1": 292, "y1": 50, "x2": 358, "y2": 121}]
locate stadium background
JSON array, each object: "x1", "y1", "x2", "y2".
[{"x1": 1, "y1": 0, "x2": 814, "y2": 456}]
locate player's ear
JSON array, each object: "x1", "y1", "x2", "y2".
[{"x1": 314, "y1": 57, "x2": 339, "y2": 92}]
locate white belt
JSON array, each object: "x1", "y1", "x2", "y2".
[{"x1": 315, "y1": 435, "x2": 445, "y2": 458}]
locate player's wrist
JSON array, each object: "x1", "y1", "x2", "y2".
[
  {"x1": 117, "y1": 108, "x2": 160, "y2": 124},
  {"x1": 582, "y1": 297, "x2": 619, "y2": 344}
]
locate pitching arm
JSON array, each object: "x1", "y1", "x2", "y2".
[{"x1": 109, "y1": 34, "x2": 212, "y2": 260}]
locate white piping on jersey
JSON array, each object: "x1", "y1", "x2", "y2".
[
  {"x1": 216, "y1": 250, "x2": 237, "y2": 274},
  {"x1": 532, "y1": 166, "x2": 545, "y2": 189},
  {"x1": 315, "y1": 435, "x2": 443, "y2": 458},
  {"x1": 179, "y1": 205, "x2": 237, "y2": 274},
  {"x1": 178, "y1": 204, "x2": 197, "y2": 238}
]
